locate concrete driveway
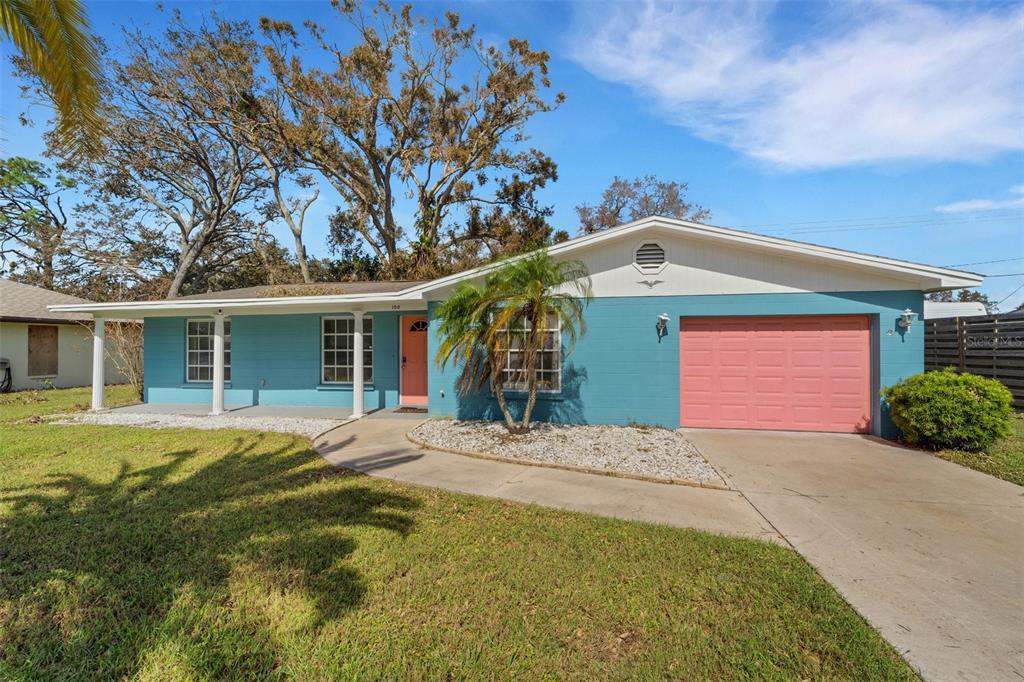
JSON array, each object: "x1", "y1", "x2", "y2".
[{"x1": 684, "y1": 428, "x2": 1024, "y2": 682}]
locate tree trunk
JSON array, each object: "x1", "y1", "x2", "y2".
[
  {"x1": 521, "y1": 380, "x2": 538, "y2": 431},
  {"x1": 271, "y1": 175, "x2": 314, "y2": 284},
  {"x1": 494, "y1": 386, "x2": 519, "y2": 432},
  {"x1": 292, "y1": 231, "x2": 312, "y2": 283},
  {"x1": 519, "y1": 319, "x2": 542, "y2": 430},
  {"x1": 491, "y1": 366, "x2": 519, "y2": 432},
  {"x1": 166, "y1": 244, "x2": 200, "y2": 299},
  {"x1": 383, "y1": 217, "x2": 398, "y2": 263},
  {"x1": 40, "y1": 259, "x2": 55, "y2": 290}
]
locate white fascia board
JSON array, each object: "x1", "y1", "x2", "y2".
[
  {"x1": 404, "y1": 215, "x2": 984, "y2": 294},
  {"x1": 47, "y1": 289, "x2": 427, "y2": 318}
]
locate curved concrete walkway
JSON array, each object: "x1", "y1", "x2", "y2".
[{"x1": 313, "y1": 417, "x2": 781, "y2": 542}]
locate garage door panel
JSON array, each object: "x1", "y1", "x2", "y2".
[
  {"x1": 719, "y1": 350, "x2": 750, "y2": 366},
  {"x1": 832, "y1": 405, "x2": 866, "y2": 419},
  {"x1": 830, "y1": 350, "x2": 866, "y2": 367},
  {"x1": 791, "y1": 347, "x2": 824, "y2": 363},
  {"x1": 753, "y1": 349, "x2": 786, "y2": 365},
  {"x1": 791, "y1": 405, "x2": 825, "y2": 421},
  {"x1": 680, "y1": 315, "x2": 871, "y2": 433},
  {"x1": 682, "y1": 376, "x2": 714, "y2": 393},
  {"x1": 683, "y1": 348, "x2": 714, "y2": 362},
  {"x1": 685, "y1": 405, "x2": 715, "y2": 423},
  {"x1": 719, "y1": 376, "x2": 750, "y2": 392},
  {"x1": 753, "y1": 404, "x2": 787, "y2": 421},
  {"x1": 791, "y1": 374, "x2": 824, "y2": 389},
  {"x1": 830, "y1": 376, "x2": 864, "y2": 394},
  {"x1": 753, "y1": 378, "x2": 788, "y2": 396},
  {"x1": 719, "y1": 403, "x2": 750, "y2": 419}
]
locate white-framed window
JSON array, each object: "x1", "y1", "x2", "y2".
[
  {"x1": 633, "y1": 241, "x2": 667, "y2": 274},
  {"x1": 500, "y1": 314, "x2": 561, "y2": 393},
  {"x1": 322, "y1": 316, "x2": 373, "y2": 384},
  {"x1": 186, "y1": 319, "x2": 231, "y2": 382}
]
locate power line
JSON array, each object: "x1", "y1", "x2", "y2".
[
  {"x1": 781, "y1": 214, "x2": 1013, "y2": 231},
  {"x1": 763, "y1": 214, "x2": 1015, "y2": 237},
  {"x1": 945, "y1": 257, "x2": 1024, "y2": 267},
  {"x1": 996, "y1": 281, "x2": 1024, "y2": 306},
  {"x1": 736, "y1": 208, "x2": 1024, "y2": 231},
  {"x1": 765, "y1": 214, "x2": 1014, "y2": 235},
  {"x1": 983, "y1": 272, "x2": 1024, "y2": 278}
]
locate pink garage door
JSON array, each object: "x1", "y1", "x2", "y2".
[{"x1": 680, "y1": 315, "x2": 872, "y2": 433}]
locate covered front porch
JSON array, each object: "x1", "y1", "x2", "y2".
[{"x1": 47, "y1": 282, "x2": 434, "y2": 419}]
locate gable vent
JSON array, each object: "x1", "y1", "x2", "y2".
[{"x1": 635, "y1": 242, "x2": 666, "y2": 269}]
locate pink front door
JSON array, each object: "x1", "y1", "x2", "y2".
[
  {"x1": 680, "y1": 315, "x2": 872, "y2": 433},
  {"x1": 400, "y1": 315, "x2": 429, "y2": 406}
]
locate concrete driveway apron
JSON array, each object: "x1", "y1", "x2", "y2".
[{"x1": 684, "y1": 428, "x2": 1024, "y2": 682}]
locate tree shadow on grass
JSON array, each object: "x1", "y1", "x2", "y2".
[{"x1": 0, "y1": 432, "x2": 419, "y2": 680}]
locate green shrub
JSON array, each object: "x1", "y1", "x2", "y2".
[{"x1": 883, "y1": 369, "x2": 1013, "y2": 452}]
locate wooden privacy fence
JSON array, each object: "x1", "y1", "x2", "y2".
[{"x1": 924, "y1": 314, "x2": 1024, "y2": 408}]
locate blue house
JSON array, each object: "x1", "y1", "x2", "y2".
[{"x1": 51, "y1": 217, "x2": 982, "y2": 438}]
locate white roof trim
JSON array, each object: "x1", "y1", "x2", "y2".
[
  {"x1": 405, "y1": 216, "x2": 982, "y2": 294},
  {"x1": 48, "y1": 288, "x2": 424, "y2": 317},
  {"x1": 48, "y1": 215, "x2": 983, "y2": 317}
]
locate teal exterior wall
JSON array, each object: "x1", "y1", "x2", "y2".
[
  {"x1": 141, "y1": 290, "x2": 924, "y2": 437},
  {"x1": 143, "y1": 311, "x2": 417, "y2": 409},
  {"x1": 427, "y1": 290, "x2": 925, "y2": 438}
]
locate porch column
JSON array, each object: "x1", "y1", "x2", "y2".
[
  {"x1": 211, "y1": 313, "x2": 225, "y2": 415},
  {"x1": 91, "y1": 317, "x2": 105, "y2": 411},
  {"x1": 352, "y1": 310, "x2": 365, "y2": 418}
]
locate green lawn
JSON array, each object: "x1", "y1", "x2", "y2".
[
  {"x1": 0, "y1": 388, "x2": 915, "y2": 680},
  {"x1": 0, "y1": 384, "x2": 138, "y2": 422},
  {"x1": 933, "y1": 413, "x2": 1024, "y2": 486}
]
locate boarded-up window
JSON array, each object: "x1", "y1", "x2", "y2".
[{"x1": 28, "y1": 325, "x2": 59, "y2": 376}]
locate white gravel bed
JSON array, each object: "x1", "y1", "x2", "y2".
[
  {"x1": 51, "y1": 411, "x2": 348, "y2": 439},
  {"x1": 411, "y1": 420, "x2": 723, "y2": 484}
]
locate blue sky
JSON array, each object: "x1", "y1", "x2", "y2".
[{"x1": 2, "y1": 1, "x2": 1022, "y2": 307}]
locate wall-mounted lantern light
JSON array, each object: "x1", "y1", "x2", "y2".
[
  {"x1": 657, "y1": 313, "x2": 670, "y2": 338},
  {"x1": 897, "y1": 308, "x2": 918, "y2": 332}
]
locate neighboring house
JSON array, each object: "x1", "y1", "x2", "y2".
[
  {"x1": 0, "y1": 279, "x2": 125, "y2": 391},
  {"x1": 923, "y1": 300, "x2": 988, "y2": 319},
  {"x1": 50, "y1": 217, "x2": 982, "y2": 438}
]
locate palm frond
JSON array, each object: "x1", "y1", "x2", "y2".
[
  {"x1": 1, "y1": 0, "x2": 105, "y2": 158},
  {"x1": 431, "y1": 248, "x2": 594, "y2": 430}
]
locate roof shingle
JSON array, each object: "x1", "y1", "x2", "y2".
[
  {"x1": 174, "y1": 280, "x2": 427, "y2": 301},
  {"x1": 0, "y1": 279, "x2": 93, "y2": 323}
]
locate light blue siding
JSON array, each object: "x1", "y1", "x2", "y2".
[
  {"x1": 427, "y1": 290, "x2": 924, "y2": 438},
  {"x1": 143, "y1": 311, "x2": 414, "y2": 409},
  {"x1": 142, "y1": 291, "x2": 923, "y2": 437}
]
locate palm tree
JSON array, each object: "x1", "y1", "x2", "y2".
[
  {"x1": 434, "y1": 279, "x2": 513, "y2": 427},
  {"x1": 434, "y1": 251, "x2": 592, "y2": 432},
  {"x1": 1, "y1": 0, "x2": 103, "y2": 158}
]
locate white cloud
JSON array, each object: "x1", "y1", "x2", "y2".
[
  {"x1": 936, "y1": 185, "x2": 1024, "y2": 214},
  {"x1": 568, "y1": 2, "x2": 1024, "y2": 169}
]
